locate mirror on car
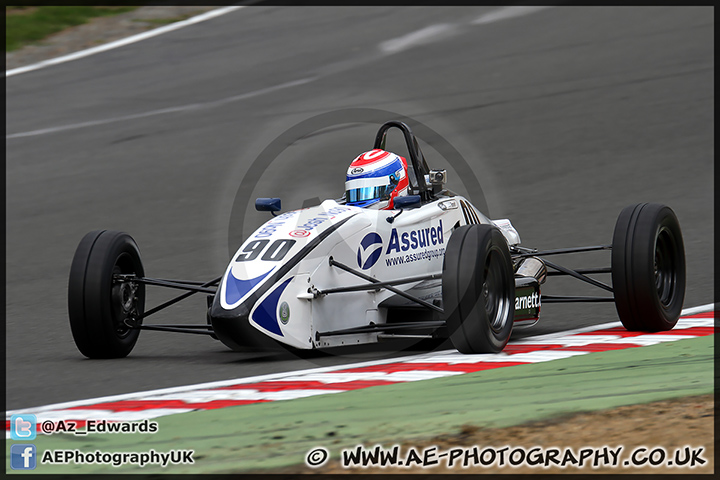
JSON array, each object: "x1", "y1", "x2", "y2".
[
  {"x1": 255, "y1": 198, "x2": 282, "y2": 212},
  {"x1": 394, "y1": 195, "x2": 422, "y2": 209}
]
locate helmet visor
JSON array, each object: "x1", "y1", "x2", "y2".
[
  {"x1": 345, "y1": 174, "x2": 399, "y2": 204},
  {"x1": 346, "y1": 184, "x2": 395, "y2": 203}
]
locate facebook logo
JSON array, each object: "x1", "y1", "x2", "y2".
[
  {"x1": 10, "y1": 414, "x2": 36, "y2": 440},
  {"x1": 11, "y1": 444, "x2": 37, "y2": 470}
]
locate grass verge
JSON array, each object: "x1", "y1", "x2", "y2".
[
  {"x1": 132, "y1": 13, "x2": 197, "y2": 26},
  {"x1": 6, "y1": 6, "x2": 138, "y2": 52}
]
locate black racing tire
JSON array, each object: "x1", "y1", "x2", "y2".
[
  {"x1": 443, "y1": 224, "x2": 515, "y2": 353},
  {"x1": 611, "y1": 203, "x2": 685, "y2": 331},
  {"x1": 68, "y1": 230, "x2": 146, "y2": 358}
]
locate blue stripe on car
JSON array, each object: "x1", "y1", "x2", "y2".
[
  {"x1": 251, "y1": 277, "x2": 293, "y2": 336},
  {"x1": 225, "y1": 269, "x2": 273, "y2": 305}
]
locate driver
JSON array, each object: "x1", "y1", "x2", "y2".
[{"x1": 344, "y1": 149, "x2": 409, "y2": 209}]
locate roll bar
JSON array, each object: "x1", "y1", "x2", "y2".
[{"x1": 373, "y1": 121, "x2": 433, "y2": 201}]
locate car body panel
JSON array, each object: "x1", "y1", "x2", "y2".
[{"x1": 209, "y1": 195, "x2": 514, "y2": 350}]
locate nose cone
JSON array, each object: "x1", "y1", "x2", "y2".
[{"x1": 208, "y1": 297, "x2": 283, "y2": 351}]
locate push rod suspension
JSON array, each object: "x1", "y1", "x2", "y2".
[
  {"x1": 328, "y1": 257, "x2": 443, "y2": 314},
  {"x1": 142, "y1": 276, "x2": 222, "y2": 319},
  {"x1": 116, "y1": 276, "x2": 216, "y2": 294},
  {"x1": 151, "y1": 278, "x2": 215, "y2": 286},
  {"x1": 512, "y1": 245, "x2": 611, "y2": 257},
  {"x1": 546, "y1": 267, "x2": 611, "y2": 276},
  {"x1": 131, "y1": 324, "x2": 216, "y2": 335},
  {"x1": 543, "y1": 259, "x2": 614, "y2": 293},
  {"x1": 317, "y1": 273, "x2": 442, "y2": 295}
]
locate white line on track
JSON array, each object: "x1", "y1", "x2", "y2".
[
  {"x1": 380, "y1": 23, "x2": 458, "y2": 54},
  {"x1": 681, "y1": 302, "x2": 716, "y2": 316},
  {"x1": 472, "y1": 6, "x2": 553, "y2": 25},
  {"x1": 6, "y1": 6, "x2": 554, "y2": 140},
  {"x1": 6, "y1": 303, "x2": 714, "y2": 416},
  {"x1": 5, "y1": 6, "x2": 245, "y2": 78},
  {"x1": 379, "y1": 6, "x2": 553, "y2": 55},
  {"x1": 5, "y1": 77, "x2": 317, "y2": 139}
]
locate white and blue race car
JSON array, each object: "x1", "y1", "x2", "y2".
[{"x1": 68, "y1": 121, "x2": 686, "y2": 358}]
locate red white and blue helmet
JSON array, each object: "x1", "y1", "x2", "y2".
[{"x1": 345, "y1": 149, "x2": 409, "y2": 209}]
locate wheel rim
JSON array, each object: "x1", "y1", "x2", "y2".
[
  {"x1": 654, "y1": 226, "x2": 677, "y2": 308},
  {"x1": 483, "y1": 248, "x2": 511, "y2": 334},
  {"x1": 110, "y1": 252, "x2": 141, "y2": 339}
]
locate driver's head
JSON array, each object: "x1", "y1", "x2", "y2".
[{"x1": 345, "y1": 149, "x2": 409, "y2": 209}]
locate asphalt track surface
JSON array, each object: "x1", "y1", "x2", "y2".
[{"x1": 5, "y1": 6, "x2": 713, "y2": 410}]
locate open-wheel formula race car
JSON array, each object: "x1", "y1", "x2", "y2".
[{"x1": 68, "y1": 121, "x2": 686, "y2": 358}]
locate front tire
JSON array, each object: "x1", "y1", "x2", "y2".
[
  {"x1": 68, "y1": 230, "x2": 145, "y2": 358},
  {"x1": 443, "y1": 224, "x2": 515, "y2": 353},
  {"x1": 611, "y1": 203, "x2": 685, "y2": 331}
]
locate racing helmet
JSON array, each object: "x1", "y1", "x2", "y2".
[{"x1": 345, "y1": 149, "x2": 409, "y2": 209}]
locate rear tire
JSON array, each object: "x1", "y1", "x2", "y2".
[
  {"x1": 443, "y1": 224, "x2": 514, "y2": 353},
  {"x1": 611, "y1": 203, "x2": 685, "y2": 331},
  {"x1": 68, "y1": 230, "x2": 145, "y2": 358}
]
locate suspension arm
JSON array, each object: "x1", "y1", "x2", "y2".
[
  {"x1": 115, "y1": 275, "x2": 217, "y2": 294},
  {"x1": 141, "y1": 276, "x2": 222, "y2": 319},
  {"x1": 328, "y1": 257, "x2": 443, "y2": 314},
  {"x1": 130, "y1": 324, "x2": 216, "y2": 335},
  {"x1": 546, "y1": 267, "x2": 611, "y2": 276},
  {"x1": 317, "y1": 273, "x2": 442, "y2": 295},
  {"x1": 542, "y1": 259, "x2": 613, "y2": 293},
  {"x1": 512, "y1": 245, "x2": 612, "y2": 256},
  {"x1": 541, "y1": 295, "x2": 615, "y2": 303}
]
